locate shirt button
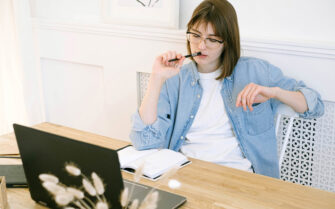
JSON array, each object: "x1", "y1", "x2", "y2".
[
  {"x1": 197, "y1": 94, "x2": 201, "y2": 99},
  {"x1": 191, "y1": 81, "x2": 195, "y2": 86},
  {"x1": 180, "y1": 136, "x2": 184, "y2": 140},
  {"x1": 190, "y1": 115, "x2": 194, "y2": 118}
]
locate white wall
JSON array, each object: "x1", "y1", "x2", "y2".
[
  {"x1": 26, "y1": 0, "x2": 335, "y2": 141},
  {"x1": 180, "y1": 0, "x2": 335, "y2": 45},
  {"x1": 13, "y1": 0, "x2": 45, "y2": 127}
]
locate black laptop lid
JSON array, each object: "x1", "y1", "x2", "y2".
[{"x1": 13, "y1": 124, "x2": 124, "y2": 209}]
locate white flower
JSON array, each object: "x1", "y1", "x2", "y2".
[
  {"x1": 66, "y1": 187, "x2": 84, "y2": 199},
  {"x1": 134, "y1": 162, "x2": 145, "y2": 182},
  {"x1": 65, "y1": 165, "x2": 81, "y2": 176},
  {"x1": 160, "y1": 166, "x2": 178, "y2": 182},
  {"x1": 42, "y1": 182, "x2": 65, "y2": 195},
  {"x1": 39, "y1": 174, "x2": 59, "y2": 183},
  {"x1": 120, "y1": 187, "x2": 129, "y2": 207},
  {"x1": 129, "y1": 199, "x2": 139, "y2": 209},
  {"x1": 139, "y1": 191, "x2": 159, "y2": 209},
  {"x1": 92, "y1": 172, "x2": 104, "y2": 195},
  {"x1": 168, "y1": 179, "x2": 181, "y2": 189},
  {"x1": 55, "y1": 192, "x2": 74, "y2": 206},
  {"x1": 82, "y1": 178, "x2": 96, "y2": 196},
  {"x1": 96, "y1": 201, "x2": 108, "y2": 209}
]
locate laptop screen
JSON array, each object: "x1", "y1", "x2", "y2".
[{"x1": 13, "y1": 124, "x2": 124, "y2": 208}]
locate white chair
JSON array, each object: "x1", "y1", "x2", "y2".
[
  {"x1": 137, "y1": 72, "x2": 335, "y2": 192},
  {"x1": 137, "y1": 72, "x2": 151, "y2": 108},
  {"x1": 276, "y1": 100, "x2": 335, "y2": 192}
]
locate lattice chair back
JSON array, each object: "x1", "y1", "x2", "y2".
[
  {"x1": 137, "y1": 72, "x2": 151, "y2": 107},
  {"x1": 276, "y1": 100, "x2": 335, "y2": 192}
]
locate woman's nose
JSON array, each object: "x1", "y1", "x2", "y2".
[{"x1": 198, "y1": 39, "x2": 207, "y2": 50}]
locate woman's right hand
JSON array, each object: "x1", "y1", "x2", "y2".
[{"x1": 151, "y1": 51, "x2": 185, "y2": 82}]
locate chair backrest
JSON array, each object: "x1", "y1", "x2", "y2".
[
  {"x1": 137, "y1": 72, "x2": 151, "y2": 107},
  {"x1": 136, "y1": 72, "x2": 335, "y2": 192},
  {"x1": 276, "y1": 100, "x2": 335, "y2": 192}
]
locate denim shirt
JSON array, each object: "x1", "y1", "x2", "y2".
[{"x1": 130, "y1": 57, "x2": 324, "y2": 178}]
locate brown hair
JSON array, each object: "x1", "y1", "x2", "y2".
[{"x1": 187, "y1": 0, "x2": 240, "y2": 80}]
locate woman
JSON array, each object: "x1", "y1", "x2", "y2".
[{"x1": 130, "y1": 0, "x2": 324, "y2": 178}]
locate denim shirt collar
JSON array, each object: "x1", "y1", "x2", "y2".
[{"x1": 189, "y1": 61, "x2": 234, "y2": 83}]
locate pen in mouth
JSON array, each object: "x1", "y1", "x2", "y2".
[{"x1": 168, "y1": 52, "x2": 202, "y2": 62}]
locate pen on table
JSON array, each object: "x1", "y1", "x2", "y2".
[{"x1": 168, "y1": 52, "x2": 202, "y2": 62}]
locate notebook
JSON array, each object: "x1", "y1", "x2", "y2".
[
  {"x1": 13, "y1": 124, "x2": 186, "y2": 209},
  {"x1": 118, "y1": 145, "x2": 191, "y2": 181}
]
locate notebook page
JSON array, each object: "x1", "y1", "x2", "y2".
[
  {"x1": 140, "y1": 149, "x2": 188, "y2": 179},
  {"x1": 117, "y1": 146, "x2": 158, "y2": 168}
]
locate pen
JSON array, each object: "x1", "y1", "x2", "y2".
[{"x1": 168, "y1": 52, "x2": 202, "y2": 62}]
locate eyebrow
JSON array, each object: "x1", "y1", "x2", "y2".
[{"x1": 190, "y1": 29, "x2": 218, "y2": 37}]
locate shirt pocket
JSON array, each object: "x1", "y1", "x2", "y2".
[{"x1": 244, "y1": 101, "x2": 274, "y2": 136}]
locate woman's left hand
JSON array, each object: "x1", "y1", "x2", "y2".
[{"x1": 236, "y1": 83, "x2": 277, "y2": 111}]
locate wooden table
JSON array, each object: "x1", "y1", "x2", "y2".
[{"x1": 1, "y1": 123, "x2": 335, "y2": 209}]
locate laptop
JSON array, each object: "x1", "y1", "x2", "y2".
[
  {"x1": 0, "y1": 164, "x2": 27, "y2": 187},
  {"x1": 13, "y1": 124, "x2": 186, "y2": 209}
]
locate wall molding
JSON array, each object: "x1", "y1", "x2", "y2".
[{"x1": 32, "y1": 18, "x2": 335, "y2": 60}]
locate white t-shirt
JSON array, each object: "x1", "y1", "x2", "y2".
[{"x1": 180, "y1": 69, "x2": 252, "y2": 172}]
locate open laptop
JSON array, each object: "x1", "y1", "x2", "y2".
[{"x1": 13, "y1": 124, "x2": 186, "y2": 209}]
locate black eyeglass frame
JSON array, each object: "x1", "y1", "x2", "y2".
[{"x1": 186, "y1": 31, "x2": 224, "y2": 45}]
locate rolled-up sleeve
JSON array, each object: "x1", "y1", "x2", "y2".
[
  {"x1": 267, "y1": 62, "x2": 324, "y2": 119},
  {"x1": 295, "y1": 86, "x2": 324, "y2": 118},
  {"x1": 129, "y1": 83, "x2": 173, "y2": 150}
]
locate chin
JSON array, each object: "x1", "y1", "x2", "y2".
[{"x1": 194, "y1": 57, "x2": 210, "y2": 65}]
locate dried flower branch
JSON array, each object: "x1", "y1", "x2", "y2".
[
  {"x1": 120, "y1": 187, "x2": 129, "y2": 207},
  {"x1": 67, "y1": 187, "x2": 84, "y2": 199},
  {"x1": 92, "y1": 172, "x2": 105, "y2": 195},
  {"x1": 129, "y1": 199, "x2": 139, "y2": 209},
  {"x1": 96, "y1": 201, "x2": 108, "y2": 209},
  {"x1": 124, "y1": 162, "x2": 145, "y2": 208},
  {"x1": 55, "y1": 191, "x2": 74, "y2": 206},
  {"x1": 65, "y1": 164, "x2": 81, "y2": 176},
  {"x1": 39, "y1": 174, "x2": 59, "y2": 183},
  {"x1": 39, "y1": 161, "x2": 179, "y2": 209},
  {"x1": 139, "y1": 191, "x2": 159, "y2": 209},
  {"x1": 41, "y1": 181, "x2": 66, "y2": 195},
  {"x1": 40, "y1": 163, "x2": 109, "y2": 209},
  {"x1": 82, "y1": 178, "x2": 97, "y2": 196}
]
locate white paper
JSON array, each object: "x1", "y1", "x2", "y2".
[{"x1": 117, "y1": 146, "x2": 190, "y2": 179}]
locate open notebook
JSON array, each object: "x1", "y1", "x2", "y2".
[{"x1": 117, "y1": 146, "x2": 191, "y2": 181}]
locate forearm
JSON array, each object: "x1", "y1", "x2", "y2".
[
  {"x1": 273, "y1": 87, "x2": 308, "y2": 113},
  {"x1": 139, "y1": 74, "x2": 165, "y2": 125}
]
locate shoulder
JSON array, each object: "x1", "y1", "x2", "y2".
[
  {"x1": 235, "y1": 57, "x2": 270, "y2": 72},
  {"x1": 233, "y1": 57, "x2": 281, "y2": 77},
  {"x1": 231, "y1": 57, "x2": 283, "y2": 85}
]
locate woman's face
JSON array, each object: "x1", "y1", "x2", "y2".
[{"x1": 188, "y1": 22, "x2": 224, "y2": 73}]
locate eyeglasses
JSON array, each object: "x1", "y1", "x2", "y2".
[{"x1": 186, "y1": 31, "x2": 224, "y2": 49}]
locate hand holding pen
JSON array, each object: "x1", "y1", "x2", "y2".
[
  {"x1": 152, "y1": 51, "x2": 202, "y2": 82},
  {"x1": 168, "y1": 52, "x2": 202, "y2": 62}
]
